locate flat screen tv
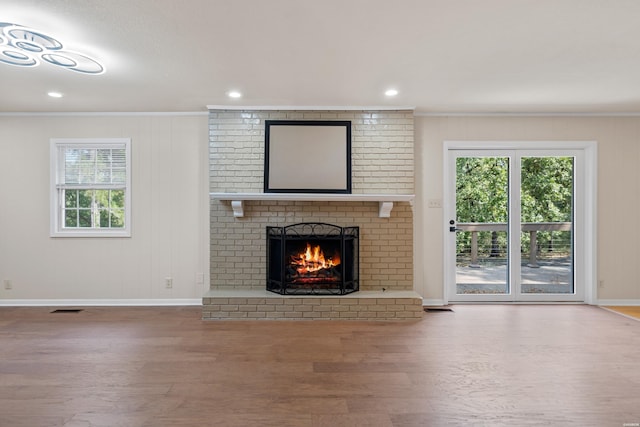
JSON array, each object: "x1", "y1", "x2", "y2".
[{"x1": 264, "y1": 120, "x2": 352, "y2": 193}]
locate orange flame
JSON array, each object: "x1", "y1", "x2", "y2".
[{"x1": 291, "y1": 243, "x2": 340, "y2": 275}]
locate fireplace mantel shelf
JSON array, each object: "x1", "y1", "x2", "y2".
[{"x1": 210, "y1": 193, "x2": 415, "y2": 218}]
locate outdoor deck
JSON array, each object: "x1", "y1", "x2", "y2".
[
  {"x1": 456, "y1": 260, "x2": 572, "y2": 294},
  {"x1": 455, "y1": 222, "x2": 573, "y2": 294}
]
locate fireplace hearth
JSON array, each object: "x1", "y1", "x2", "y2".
[{"x1": 266, "y1": 223, "x2": 359, "y2": 295}]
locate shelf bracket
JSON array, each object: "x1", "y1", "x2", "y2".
[
  {"x1": 230, "y1": 200, "x2": 244, "y2": 218},
  {"x1": 378, "y1": 201, "x2": 394, "y2": 218}
]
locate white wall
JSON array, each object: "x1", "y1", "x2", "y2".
[
  {"x1": 415, "y1": 115, "x2": 640, "y2": 304},
  {"x1": 0, "y1": 114, "x2": 210, "y2": 303},
  {"x1": 3, "y1": 113, "x2": 640, "y2": 305}
]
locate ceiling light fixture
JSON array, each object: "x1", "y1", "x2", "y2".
[
  {"x1": 227, "y1": 90, "x2": 242, "y2": 99},
  {"x1": 0, "y1": 22, "x2": 104, "y2": 74},
  {"x1": 47, "y1": 91, "x2": 63, "y2": 98},
  {"x1": 385, "y1": 89, "x2": 399, "y2": 97}
]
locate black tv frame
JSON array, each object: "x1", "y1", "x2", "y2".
[{"x1": 264, "y1": 120, "x2": 352, "y2": 194}]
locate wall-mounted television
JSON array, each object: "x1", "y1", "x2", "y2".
[{"x1": 264, "y1": 120, "x2": 352, "y2": 193}]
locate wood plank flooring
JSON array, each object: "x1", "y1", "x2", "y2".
[
  {"x1": 604, "y1": 306, "x2": 640, "y2": 320},
  {"x1": 1, "y1": 305, "x2": 639, "y2": 427}
]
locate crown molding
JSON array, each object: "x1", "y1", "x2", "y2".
[
  {"x1": 0, "y1": 298, "x2": 203, "y2": 306},
  {"x1": 415, "y1": 111, "x2": 640, "y2": 117},
  {"x1": 0, "y1": 111, "x2": 208, "y2": 117},
  {"x1": 206, "y1": 105, "x2": 416, "y2": 111}
]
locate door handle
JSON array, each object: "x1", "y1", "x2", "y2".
[{"x1": 449, "y1": 226, "x2": 461, "y2": 232}]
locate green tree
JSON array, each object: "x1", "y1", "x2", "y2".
[
  {"x1": 456, "y1": 157, "x2": 509, "y2": 258},
  {"x1": 521, "y1": 157, "x2": 573, "y2": 223},
  {"x1": 455, "y1": 156, "x2": 573, "y2": 263},
  {"x1": 521, "y1": 157, "x2": 573, "y2": 253},
  {"x1": 456, "y1": 157, "x2": 508, "y2": 223}
]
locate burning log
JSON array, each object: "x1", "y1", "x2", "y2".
[
  {"x1": 289, "y1": 242, "x2": 340, "y2": 276},
  {"x1": 286, "y1": 243, "x2": 342, "y2": 283}
]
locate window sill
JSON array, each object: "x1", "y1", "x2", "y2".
[{"x1": 50, "y1": 230, "x2": 131, "y2": 238}]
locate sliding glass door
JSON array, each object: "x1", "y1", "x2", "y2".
[{"x1": 447, "y1": 149, "x2": 583, "y2": 302}]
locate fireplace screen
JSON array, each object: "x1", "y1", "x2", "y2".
[{"x1": 266, "y1": 223, "x2": 359, "y2": 295}]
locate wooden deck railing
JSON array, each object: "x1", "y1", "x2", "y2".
[{"x1": 456, "y1": 222, "x2": 572, "y2": 267}]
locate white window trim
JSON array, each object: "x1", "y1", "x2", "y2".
[{"x1": 50, "y1": 138, "x2": 132, "y2": 238}]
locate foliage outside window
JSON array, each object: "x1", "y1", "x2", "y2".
[
  {"x1": 455, "y1": 156, "x2": 573, "y2": 263},
  {"x1": 50, "y1": 138, "x2": 131, "y2": 237}
]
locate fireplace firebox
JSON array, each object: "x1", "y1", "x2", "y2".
[{"x1": 266, "y1": 223, "x2": 359, "y2": 295}]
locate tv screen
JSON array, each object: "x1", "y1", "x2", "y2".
[{"x1": 264, "y1": 120, "x2": 352, "y2": 193}]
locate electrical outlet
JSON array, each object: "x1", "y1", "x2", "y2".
[
  {"x1": 196, "y1": 273, "x2": 204, "y2": 284},
  {"x1": 3, "y1": 280, "x2": 12, "y2": 290},
  {"x1": 598, "y1": 280, "x2": 605, "y2": 289},
  {"x1": 165, "y1": 277, "x2": 173, "y2": 289}
]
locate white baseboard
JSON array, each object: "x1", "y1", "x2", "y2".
[
  {"x1": 0, "y1": 299, "x2": 202, "y2": 307},
  {"x1": 596, "y1": 299, "x2": 640, "y2": 306},
  {"x1": 422, "y1": 298, "x2": 446, "y2": 306}
]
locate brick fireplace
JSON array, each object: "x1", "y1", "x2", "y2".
[{"x1": 204, "y1": 109, "x2": 423, "y2": 320}]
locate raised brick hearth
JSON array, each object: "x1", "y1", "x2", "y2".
[{"x1": 202, "y1": 290, "x2": 423, "y2": 320}]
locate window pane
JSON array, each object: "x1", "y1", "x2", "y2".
[
  {"x1": 65, "y1": 166, "x2": 80, "y2": 184},
  {"x1": 111, "y1": 149, "x2": 126, "y2": 168},
  {"x1": 63, "y1": 189, "x2": 126, "y2": 229},
  {"x1": 63, "y1": 149, "x2": 81, "y2": 184},
  {"x1": 111, "y1": 209, "x2": 125, "y2": 228},
  {"x1": 78, "y1": 209, "x2": 92, "y2": 227},
  {"x1": 64, "y1": 148, "x2": 80, "y2": 162},
  {"x1": 79, "y1": 149, "x2": 94, "y2": 162},
  {"x1": 64, "y1": 190, "x2": 78, "y2": 208},
  {"x1": 94, "y1": 190, "x2": 109, "y2": 208},
  {"x1": 112, "y1": 168, "x2": 126, "y2": 184},
  {"x1": 99, "y1": 209, "x2": 110, "y2": 227},
  {"x1": 96, "y1": 167, "x2": 111, "y2": 184},
  {"x1": 65, "y1": 209, "x2": 77, "y2": 227},
  {"x1": 111, "y1": 190, "x2": 125, "y2": 208},
  {"x1": 78, "y1": 149, "x2": 97, "y2": 184},
  {"x1": 62, "y1": 147, "x2": 127, "y2": 185},
  {"x1": 97, "y1": 149, "x2": 111, "y2": 163},
  {"x1": 78, "y1": 190, "x2": 93, "y2": 208}
]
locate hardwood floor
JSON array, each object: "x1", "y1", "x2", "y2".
[
  {"x1": 1, "y1": 305, "x2": 639, "y2": 427},
  {"x1": 604, "y1": 306, "x2": 640, "y2": 320}
]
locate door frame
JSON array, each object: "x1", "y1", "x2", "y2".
[{"x1": 442, "y1": 141, "x2": 598, "y2": 305}]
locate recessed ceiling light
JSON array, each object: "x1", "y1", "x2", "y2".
[
  {"x1": 48, "y1": 91, "x2": 63, "y2": 98},
  {"x1": 385, "y1": 89, "x2": 399, "y2": 97},
  {"x1": 227, "y1": 91, "x2": 242, "y2": 99}
]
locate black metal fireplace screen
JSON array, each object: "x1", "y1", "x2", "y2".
[{"x1": 266, "y1": 223, "x2": 359, "y2": 295}]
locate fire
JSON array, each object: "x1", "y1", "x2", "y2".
[{"x1": 291, "y1": 243, "x2": 340, "y2": 275}]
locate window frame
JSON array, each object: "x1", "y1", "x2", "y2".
[{"x1": 50, "y1": 138, "x2": 132, "y2": 237}]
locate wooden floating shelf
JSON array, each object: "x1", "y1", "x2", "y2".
[{"x1": 210, "y1": 193, "x2": 415, "y2": 218}]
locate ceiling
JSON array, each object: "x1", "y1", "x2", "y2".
[{"x1": 2, "y1": 0, "x2": 640, "y2": 114}]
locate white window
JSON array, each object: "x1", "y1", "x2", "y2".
[{"x1": 50, "y1": 138, "x2": 131, "y2": 237}]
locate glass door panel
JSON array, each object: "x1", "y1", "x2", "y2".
[
  {"x1": 454, "y1": 156, "x2": 509, "y2": 296},
  {"x1": 519, "y1": 156, "x2": 574, "y2": 295}
]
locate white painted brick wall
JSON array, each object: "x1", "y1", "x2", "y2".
[{"x1": 209, "y1": 110, "x2": 414, "y2": 193}]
